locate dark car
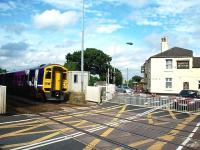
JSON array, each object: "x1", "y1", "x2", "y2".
[{"x1": 174, "y1": 90, "x2": 200, "y2": 111}]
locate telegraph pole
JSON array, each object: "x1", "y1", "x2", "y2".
[{"x1": 81, "y1": 0, "x2": 85, "y2": 92}]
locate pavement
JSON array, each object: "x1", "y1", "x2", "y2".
[{"x1": 0, "y1": 102, "x2": 200, "y2": 150}]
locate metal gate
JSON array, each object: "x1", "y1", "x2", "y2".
[{"x1": 108, "y1": 92, "x2": 200, "y2": 113}]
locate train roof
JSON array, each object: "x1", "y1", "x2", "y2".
[{"x1": 2, "y1": 64, "x2": 65, "y2": 74}]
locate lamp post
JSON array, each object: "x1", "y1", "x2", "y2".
[
  {"x1": 126, "y1": 68, "x2": 128, "y2": 87},
  {"x1": 126, "y1": 42, "x2": 133, "y2": 87},
  {"x1": 81, "y1": 0, "x2": 85, "y2": 93}
]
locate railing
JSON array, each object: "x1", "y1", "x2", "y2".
[
  {"x1": 0, "y1": 86, "x2": 6, "y2": 114},
  {"x1": 110, "y1": 93, "x2": 200, "y2": 113}
]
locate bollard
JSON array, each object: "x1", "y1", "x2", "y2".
[{"x1": 0, "y1": 86, "x2": 6, "y2": 114}]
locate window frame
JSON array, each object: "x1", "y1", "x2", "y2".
[
  {"x1": 166, "y1": 59, "x2": 172, "y2": 69},
  {"x1": 198, "y1": 81, "x2": 200, "y2": 89},
  {"x1": 166, "y1": 78, "x2": 172, "y2": 88}
]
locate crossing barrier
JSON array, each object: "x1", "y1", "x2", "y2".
[{"x1": 110, "y1": 93, "x2": 200, "y2": 113}]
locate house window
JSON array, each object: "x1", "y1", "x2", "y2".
[
  {"x1": 198, "y1": 81, "x2": 200, "y2": 89},
  {"x1": 177, "y1": 61, "x2": 189, "y2": 69},
  {"x1": 166, "y1": 78, "x2": 172, "y2": 88},
  {"x1": 166, "y1": 59, "x2": 172, "y2": 69},
  {"x1": 141, "y1": 66, "x2": 145, "y2": 73},
  {"x1": 183, "y1": 82, "x2": 189, "y2": 90},
  {"x1": 74, "y1": 74, "x2": 78, "y2": 83}
]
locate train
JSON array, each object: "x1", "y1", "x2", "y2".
[{"x1": 0, "y1": 64, "x2": 68, "y2": 101}]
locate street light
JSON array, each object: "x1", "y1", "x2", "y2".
[
  {"x1": 126, "y1": 42, "x2": 133, "y2": 87},
  {"x1": 81, "y1": 0, "x2": 85, "y2": 93},
  {"x1": 126, "y1": 42, "x2": 133, "y2": 45}
]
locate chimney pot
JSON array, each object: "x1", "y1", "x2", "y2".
[{"x1": 161, "y1": 37, "x2": 168, "y2": 52}]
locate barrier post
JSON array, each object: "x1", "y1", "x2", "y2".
[{"x1": 0, "y1": 86, "x2": 6, "y2": 114}]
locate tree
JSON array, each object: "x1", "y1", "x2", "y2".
[
  {"x1": 131, "y1": 75, "x2": 142, "y2": 83},
  {"x1": 64, "y1": 48, "x2": 111, "y2": 80},
  {"x1": 129, "y1": 75, "x2": 142, "y2": 88},
  {"x1": 64, "y1": 48, "x2": 123, "y2": 85},
  {"x1": 114, "y1": 68, "x2": 123, "y2": 86},
  {"x1": 0, "y1": 68, "x2": 6, "y2": 73},
  {"x1": 89, "y1": 75, "x2": 100, "y2": 86}
]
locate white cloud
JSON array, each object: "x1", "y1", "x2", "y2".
[
  {"x1": 128, "y1": 0, "x2": 200, "y2": 31},
  {"x1": 41, "y1": 0, "x2": 85, "y2": 10},
  {"x1": 96, "y1": 24, "x2": 122, "y2": 34},
  {"x1": 156, "y1": 0, "x2": 199, "y2": 15},
  {"x1": 33, "y1": 9, "x2": 80, "y2": 29}
]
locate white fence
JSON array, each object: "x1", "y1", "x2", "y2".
[{"x1": 0, "y1": 86, "x2": 6, "y2": 114}]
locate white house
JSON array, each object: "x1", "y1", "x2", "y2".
[
  {"x1": 142, "y1": 37, "x2": 200, "y2": 94},
  {"x1": 68, "y1": 71, "x2": 90, "y2": 93}
]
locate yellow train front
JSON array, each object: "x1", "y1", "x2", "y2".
[
  {"x1": 0, "y1": 64, "x2": 68, "y2": 101},
  {"x1": 42, "y1": 64, "x2": 68, "y2": 101}
]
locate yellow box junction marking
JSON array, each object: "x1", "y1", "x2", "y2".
[
  {"x1": 2, "y1": 120, "x2": 87, "y2": 149},
  {"x1": 115, "y1": 139, "x2": 155, "y2": 150},
  {"x1": 147, "y1": 115, "x2": 197, "y2": 150},
  {"x1": 168, "y1": 110, "x2": 177, "y2": 120},
  {"x1": 147, "y1": 113, "x2": 153, "y2": 124},
  {"x1": 1, "y1": 105, "x2": 124, "y2": 149},
  {"x1": 83, "y1": 105, "x2": 127, "y2": 150},
  {"x1": 0, "y1": 123, "x2": 46, "y2": 139}
]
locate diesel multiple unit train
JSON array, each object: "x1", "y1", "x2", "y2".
[{"x1": 0, "y1": 64, "x2": 68, "y2": 101}]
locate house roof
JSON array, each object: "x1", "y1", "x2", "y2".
[
  {"x1": 151, "y1": 47, "x2": 193, "y2": 58},
  {"x1": 193, "y1": 57, "x2": 200, "y2": 68}
]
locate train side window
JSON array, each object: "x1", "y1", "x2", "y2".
[{"x1": 45, "y1": 71, "x2": 51, "y2": 79}]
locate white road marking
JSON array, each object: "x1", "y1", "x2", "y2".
[
  {"x1": 11, "y1": 125, "x2": 107, "y2": 150},
  {"x1": 0, "y1": 105, "x2": 120, "y2": 125},
  {"x1": 11, "y1": 102, "x2": 172, "y2": 150},
  {"x1": 176, "y1": 122, "x2": 200, "y2": 150},
  {"x1": 0, "y1": 118, "x2": 41, "y2": 125}
]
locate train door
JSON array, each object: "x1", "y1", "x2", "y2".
[
  {"x1": 51, "y1": 67, "x2": 63, "y2": 98},
  {"x1": 54, "y1": 71, "x2": 61, "y2": 91}
]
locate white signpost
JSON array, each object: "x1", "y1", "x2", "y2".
[{"x1": 0, "y1": 86, "x2": 6, "y2": 114}]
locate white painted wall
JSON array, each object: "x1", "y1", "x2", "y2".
[
  {"x1": 68, "y1": 71, "x2": 89, "y2": 93},
  {"x1": 144, "y1": 60, "x2": 151, "y2": 91},
  {"x1": 149, "y1": 57, "x2": 200, "y2": 94}
]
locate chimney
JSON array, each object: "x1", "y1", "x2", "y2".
[{"x1": 161, "y1": 37, "x2": 168, "y2": 52}]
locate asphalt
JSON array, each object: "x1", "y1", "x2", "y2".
[{"x1": 0, "y1": 100, "x2": 200, "y2": 150}]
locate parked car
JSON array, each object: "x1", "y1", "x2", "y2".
[
  {"x1": 174, "y1": 90, "x2": 200, "y2": 110},
  {"x1": 116, "y1": 86, "x2": 133, "y2": 94}
]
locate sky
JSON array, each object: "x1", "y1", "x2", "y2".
[{"x1": 0, "y1": 0, "x2": 200, "y2": 79}]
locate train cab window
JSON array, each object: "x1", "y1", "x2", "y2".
[
  {"x1": 45, "y1": 71, "x2": 51, "y2": 79},
  {"x1": 63, "y1": 73, "x2": 67, "y2": 80}
]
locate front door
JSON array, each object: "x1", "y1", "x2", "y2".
[{"x1": 54, "y1": 71, "x2": 61, "y2": 91}]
